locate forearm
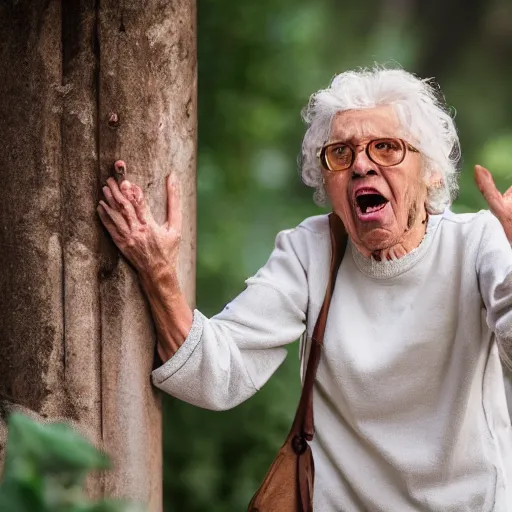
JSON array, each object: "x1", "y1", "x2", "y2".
[
  {"x1": 139, "y1": 266, "x2": 193, "y2": 362},
  {"x1": 151, "y1": 281, "x2": 304, "y2": 410},
  {"x1": 148, "y1": 228, "x2": 309, "y2": 409}
]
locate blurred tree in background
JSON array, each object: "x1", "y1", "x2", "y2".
[{"x1": 163, "y1": 0, "x2": 512, "y2": 510}]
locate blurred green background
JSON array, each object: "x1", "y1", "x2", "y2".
[{"x1": 163, "y1": 0, "x2": 512, "y2": 510}]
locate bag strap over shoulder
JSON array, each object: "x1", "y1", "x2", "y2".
[
  {"x1": 246, "y1": 213, "x2": 348, "y2": 512},
  {"x1": 291, "y1": 213, "x2": 347, "y2": 442}
]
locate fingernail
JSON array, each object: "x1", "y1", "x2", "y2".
[{"x1": 114, "y1": 160, "x2": 126, "y2": 183}]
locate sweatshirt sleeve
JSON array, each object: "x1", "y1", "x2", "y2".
[
  {"x1": 151, "y1": 227, "x2": 309, "y2": 411},
  {"x1": 476, "y1": 211, "x2": 512, "y2": 368},
  {"x1": 504, "y1": 365, "x2": 512, "y2": 422}
]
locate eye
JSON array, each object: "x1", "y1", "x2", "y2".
[
  {"x1": 375, "y1": 141, "x2": 396, "y2": 151},
  {"x1": 374, "y1": 140, "x2": 400, "y2": 151},
  {"x1": 332, "y1": 144, "x2": 351, "y2": 156},
  {"x1": 323, "y1": 144, "x2": 353, "y2": 170}
]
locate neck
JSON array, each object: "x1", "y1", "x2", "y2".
[{"x1": 356, "y1": 212, "x2": 429, "y2": 261}]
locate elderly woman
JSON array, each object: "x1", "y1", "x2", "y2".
[{"x1": 97, "y1": 68, "x2": 512, "y2": 511}]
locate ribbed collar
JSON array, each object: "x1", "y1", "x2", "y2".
[{"x1": 350, "y1": 213, "x2": 443, "y2": 279}]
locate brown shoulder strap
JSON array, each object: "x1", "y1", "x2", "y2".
[{"x1": 291, "y1": 213, "x2": 347, "y2": 441}]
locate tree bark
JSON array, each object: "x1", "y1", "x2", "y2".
[{"x1": 0, "y1": 1, "x2": 196, "y2": 509}]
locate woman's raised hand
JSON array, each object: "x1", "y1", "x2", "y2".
[
  {"x1": 475, "y1": 164, "x2": 512, "y2": 243},
  {"x1": 97, "y1": 160, "x2": 182, "y2": 279}
]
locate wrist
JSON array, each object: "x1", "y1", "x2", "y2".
[
  {"x1": 157, "y1": 340, "x2": 174, "y2": 364},
  {"x1": 139, "y1": 259, "x2": 174, "y2": 283},
  {"x1": 139, "y1": 264, "x2": 180, "y2": 296}
]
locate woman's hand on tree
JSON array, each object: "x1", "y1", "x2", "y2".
[{"x1": 97, "y1": 160, "x2": 182, "y2": 279}]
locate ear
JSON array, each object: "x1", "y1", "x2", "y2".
[
  {"x1": 425, "y1": 170, "x2": 447, "y2": 215},
  {"x1": 428, "y1": 171, "x2": 443, "y2": 188}
]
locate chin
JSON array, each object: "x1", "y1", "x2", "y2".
[{"x1": 357, "y1": 227, "x2": 398, "y2": 251}]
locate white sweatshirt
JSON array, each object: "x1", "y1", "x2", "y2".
[{"x1": 152, "y1": 209, "x2": 512, "y2": 511}]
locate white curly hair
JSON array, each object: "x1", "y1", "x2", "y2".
[{"x1": 300, "y1": 66, "x2": 461, "y2": 214}]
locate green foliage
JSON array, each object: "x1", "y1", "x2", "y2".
[
  {"x1": 0, "y1": 414, "x2": 142, "y2": 512},
  {"x1": 163, "y1": 0, "x2": 512, "y2": 510}
]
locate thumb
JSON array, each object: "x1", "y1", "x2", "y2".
[
  {"x1": 474, "y1": 165, "x2": 504, "y2": 217},
  {"x1": 166, "y1": 174, "x2": 182, "y2": 233}
]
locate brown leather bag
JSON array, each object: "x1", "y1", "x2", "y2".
[{"x1": 248, "y1": 213, "x2": 347, "y2": 512}]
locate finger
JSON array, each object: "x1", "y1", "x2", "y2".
[
  {"x1": 120, "y1": 180, "x2": 135, "y2": 202},
  {"x1": 98, "y1": 200, "x2": 130, "y2": 236},
  {"x1": 130, "y1": 183, "x2": 151, "y2": 225},
  {"x1": 98, "y1": 203, "x2": 114, "y2": 232},
  {"x1": 114, "y1": 160, "x2": 127, "y2": 183},
  {"x1": 503, "y1": 185, "x2": 512, "y2": 203},
  {"x1": 97, "y1": 203, "x2": 126, "y2": 245},
  {"x1": 103, "y1": 186, "x2": 119, "y2": 211},
  {"x1": 133, "y1": 184, "x2": 143, "y2": 203},
  {"x1": 107, "y1": 177, "x2": 132, "y2": 209},
  {"x1": 97, "y1": 202, "x2": 114, "y2": 229},
  {"x1": 120, "y1": 180, "x2": 151, "y2": 225},
  {"x1": 474, "y1": 165, "x2": 505, "y2": 217},
  {"x1": 166, "y1": 174, "x2": 182, "y2": 234},
  {"x1": 107, "y1": 177, "x2": 137, "y2": 228}
]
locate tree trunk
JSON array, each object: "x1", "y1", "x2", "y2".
[{"x1": 0, "y1": 1, "x2": 196, "y2": 509}]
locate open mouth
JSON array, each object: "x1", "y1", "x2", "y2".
[{"x1": 355, "y1": 193, "x2": 389, "y2": 214}]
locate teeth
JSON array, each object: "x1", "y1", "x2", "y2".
[
  {"x1": 365, "y1": 204, "x2": 385, "y2": 213},
  {"x1": 359, "y1": 202, "x2": 387, "y2": 215}
]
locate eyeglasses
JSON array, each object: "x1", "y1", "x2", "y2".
[{"x1": 318, "y1": 138, "x2": 419, "y2": 172}]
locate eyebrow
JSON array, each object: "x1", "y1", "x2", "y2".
[{"x1": 328, "y1": 135, "x2": 392, "y2": 145}]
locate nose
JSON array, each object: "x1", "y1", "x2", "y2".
[{"x1": 351, "y1": 148, "x2": 377, "y2": 178}]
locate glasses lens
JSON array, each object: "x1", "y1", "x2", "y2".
[
  {"x1": 368, "y1": 139, "x2": 404, "y2": 167},
  {"x1": 325, "y1": 143, "x2": 352, "y2": 170}
]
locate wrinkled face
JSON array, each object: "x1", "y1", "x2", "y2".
[{"x1": 322, "y1": 106, "x2": 428, "y2": 253}]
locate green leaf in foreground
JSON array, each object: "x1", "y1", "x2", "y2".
[{"x1": 0, "y1": 413, "x2": 144, "y2": 512}]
